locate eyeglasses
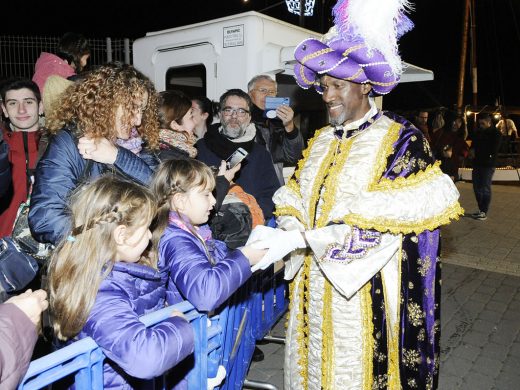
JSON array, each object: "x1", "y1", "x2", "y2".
[
  {"x1": 221, "y1": 107, "x2": 250, "y2": 117},
  {"x1": 253, "y1": 88, "x2": 277, "y2": 95}
]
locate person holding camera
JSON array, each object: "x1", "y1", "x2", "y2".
[
  {"x1": 248, "y1": 75, "x2": 303, "y2": 185},
  {"x1": 196, "y1": 89, "x2": 280, "y2": 220}
]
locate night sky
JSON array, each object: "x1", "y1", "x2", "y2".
[{"x1": 3, "y1": 0, "x2": 520, "y2": 112}]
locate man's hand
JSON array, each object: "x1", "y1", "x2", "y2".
[
  {"x1": 276, "y1": 105, "x2": 295, "y2": 132},
  {"x1": 217, "y1": 160, "x2": 241, "y2": 183},
  {"x1": 6, "y1": 289, "x2": 49, "y2": 326}
]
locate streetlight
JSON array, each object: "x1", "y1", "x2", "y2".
[{"x1": 246, "y1": 0, "x2": 315, "y2": 28}]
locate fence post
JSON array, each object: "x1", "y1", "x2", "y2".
[
  {"x1": 106, "y1": 37, "x2": 112, "y2": 63},
  {"x1": 124, "y1": 38, "x2": 131, "y2": 64}
]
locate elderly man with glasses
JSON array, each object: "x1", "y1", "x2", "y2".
[
  {"x1": 196, "y1": 88, "x2": 280, "y2": 219},
  {"x1": 248, "y1": 75, "x2": 303, "y2": 185}
]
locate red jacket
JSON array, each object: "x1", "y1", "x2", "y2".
[{"x1": 0, "y1": 125, "x2": 41, "y2": 237}]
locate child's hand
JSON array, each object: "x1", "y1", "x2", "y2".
[
  {"x1": 240, "y1": 246, "x2": 267, "y2": 266},
  {"x1": 170, "y1": 310, "x2": 187, "y2": 320},
  {"x1": 217, "y1": 160, "x2": 241, "y2": 183}
]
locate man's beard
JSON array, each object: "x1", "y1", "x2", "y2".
[
  {"x1": 329, "y1": 111, "x2": 347, "y2": 127},
  {"x1": 221, "y1": 121, "x2": 247, "y2": 139}
]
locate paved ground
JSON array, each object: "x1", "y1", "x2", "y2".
[{"x1": 247, "y1": 181, "x2": 520, "y2": 390}]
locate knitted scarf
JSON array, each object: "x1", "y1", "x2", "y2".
[
  {"x1": 159, "y1": 129, "x2": 198, "y2": 158},
  {"x1": 202, "y1": 123, "x2": 257, "y2": 160}
]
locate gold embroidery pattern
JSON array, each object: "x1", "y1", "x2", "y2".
[
  {"x1": 294, "y1": 126, "x2": 328, "y2": 182},
  {"x1": 368, "y1": 161, "x2": 444, "y2": 192},
  {"x1": 403, "y1": 348, "x2": 422, "y2": 370},
  {"x1": 295, "y1": 255, "x2": 312, "y2": 389},
  {"x1": 286, "y1": 178, "x2": 301, "y2": 195},
  {"x1": 316, "y1": 138, "x2": 354, "y2": 227},
  {"x1": 384, "y1": 244, "x2": 403, "y2": 389},
  {"x1": 274, "y1": 206, "x2": 304, "y2": 225},
  {"x1": 308, "y1": 138, "x2": 339, "y2": 229},
  {"x1": 417, "y1": 255, "x2": 432, "y2": 277},
  {"x1": 360, "y1": 284, "x2": 374, "y2": 390},
  {"x1": 342, "y1": 43, "x2": 365, "y2": 57},
  {"x1": 407, "y1": 300, "x2": 424, "y2": 327},
  {"x1": 426, "y1": 373, "x2": 434, "y2": 390},
  {"x1": 341, "y1": 201, "x2": 464, "y2": 235},
  {"x1": 407, "y1": 377, "x2": 418, "y2": 388},
  {"x1": 301, "y1": 47, "x2": 334, "y2": 64},
  {"x1": 321, "y1": 281, "x2": 334, "y2": 389},
  {"x1": 373, "y1": 374, "x2": 389, "y2": 389},
  {"x1": 370, "y1": 122, "x2": 402, "y2": 188}
]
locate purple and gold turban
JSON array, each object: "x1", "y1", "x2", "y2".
[{"x1": 293, "y1": 0, "x2": 414, "y2": 96}]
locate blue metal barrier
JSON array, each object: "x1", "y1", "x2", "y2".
[
  {"x1": 18, "y1": 337, "x2": 104, "y2": 390},
  {"x1": 252, "y1": 263, "x2": 289, "y2": 341},
  {"x1": 18, "y1": 301, "x2": 208, "y2": 390},
  {"x1": 18, "y1": 266, "x2": 288, "y2": 390}
]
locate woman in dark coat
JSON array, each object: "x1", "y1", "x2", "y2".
[{"x1": 29, "y1": 63, "x2": 161, "y2": 245}]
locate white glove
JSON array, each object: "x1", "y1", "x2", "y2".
[
  {"x1": 207, "y1": 365, "x2": 226, "y2": 390},
  {"x1": 250, "y1": 229, "x2": 306, "y2": 272},
  {"x1": 246, "y1": 225, "x2": 278, "y2": 245}
]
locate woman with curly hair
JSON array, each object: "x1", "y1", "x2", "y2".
[{"x1": 28, "y1": 63, "x2": 161, "y2": 245}]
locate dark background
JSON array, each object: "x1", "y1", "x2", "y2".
[{"x1": 2, "y1": 0, "x2": 520, "y2": 112}]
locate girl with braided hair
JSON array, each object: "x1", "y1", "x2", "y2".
[
  {"x1": 151, "y1": 158, "x2": 265, "y2": 308},
  {"x1": 48, "y1": 175, "x2": 194, "y2": 389},
  {"x1": 150, "y1": 158, "x2": 265, "y2": 388}
]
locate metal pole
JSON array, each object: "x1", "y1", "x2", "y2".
[
  {"x1": 299, "y1": 0, "x2": 304, "y2": 27},
  {"x1": 470, "y1": 0, "x2": 478, "y2": 107},
  {"x1": 124, "y1": 38, "x2": 130, "y2": 65},
  {"x1": 106, "y1": 37, "x2": 113, "y2": 63},
  {"x1": 457, "y1": 0, "x2": 470, "y2": 114}
]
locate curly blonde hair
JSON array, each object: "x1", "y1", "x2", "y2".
[{"x1": 46, "y1": 63, "x2": 160, "y2": 149}]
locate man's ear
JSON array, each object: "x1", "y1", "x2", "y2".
[
  {"x1": 361, "y1": 84, "x2": 372, "y2": 96},
  {"x1": 113, "y1": 224, "x2": 128, "y2": 246},
  {"x1": 1, "y1": 103, "x2": 8, "y2": 118},
  {"x1": 38, "y1": 101, "x2": 44, "y2": 116}
]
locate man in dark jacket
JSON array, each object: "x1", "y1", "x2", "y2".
[
  {"x1": 470, "y1": 113, "x2": 502, "y2": 220},
  {"x1": 196, "y1": 89, "x2": 280, "y2": 219},
  {"x1": 248, "y1": 75, "x2": 303, "y2": 185}
]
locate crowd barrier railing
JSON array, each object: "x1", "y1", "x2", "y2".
[{"x1": 18, "y1": 266, "x2": 288, "y2": 390}]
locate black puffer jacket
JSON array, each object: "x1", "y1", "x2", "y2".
[{"x1": 251, "y1": 105, "x2": 303, "y2": 185}]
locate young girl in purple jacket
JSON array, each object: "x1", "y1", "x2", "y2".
[
  {"x1": 150, "y1": 158, "x2": 265, "y2": 388},
  {"x1": 48, "y1": 175, "x2": 194, "y2": 389}
]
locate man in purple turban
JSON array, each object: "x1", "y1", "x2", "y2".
[{"x1": 248, "y1": 1, "x2": 463, "y2": 388}]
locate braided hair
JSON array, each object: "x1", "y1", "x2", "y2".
[{"x1": 49, "y1": 175, "x2": 156, "y2": 340}]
